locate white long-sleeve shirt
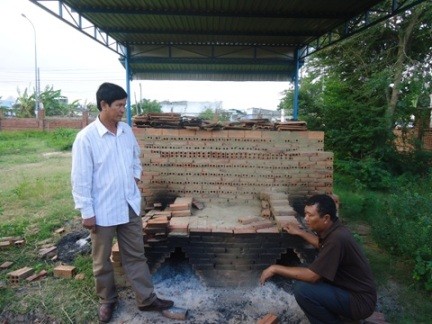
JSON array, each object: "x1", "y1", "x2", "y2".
[{"x1": 71, "y1": 117, "x2": 142, "y2": 226}]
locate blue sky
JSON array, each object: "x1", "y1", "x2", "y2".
[{"x1": 0, "y1": 0, "x2": 290, "y2": 110}]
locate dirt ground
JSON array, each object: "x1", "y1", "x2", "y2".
[{"x1": 108, "y1": 259, "x2": 309, "y2": 324}]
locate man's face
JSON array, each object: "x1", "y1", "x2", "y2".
[
  {"x1": 304, "y1": 203, "x2": 327, "y2": 233},
  {"x1": 101, "y1": 98, "x2": 126, "y2": 123}
]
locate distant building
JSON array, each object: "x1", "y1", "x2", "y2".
[
  {"x1": 227, "y1": 109, "x2": 247, "y2": 122},
  {"x1": 57, "y1": 96, "x2": 68, "y2": 105},
  {"x1": 0, "y1": 97, "x2": 16, "y2": 116},
  {"x1": 244, "y1": 107, "x2": 280, "y2": 121},
  {"x1": 160, "y1": 100, "x2": 223, "y2": 116},
  {"x1": 158, "y1": 100, "x2": 283, "y2": 122}
]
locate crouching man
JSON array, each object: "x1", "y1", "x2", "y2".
[{"x1": 260, "y1": 194, "x2": 376, "y2": 323}]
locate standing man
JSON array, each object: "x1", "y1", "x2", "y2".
[
  {"x1": 71, "y1": 82, "x2": 173, "y2": 323},
  {"x1": 260, "y1": 194, "x2": 376, "y2": 323}
]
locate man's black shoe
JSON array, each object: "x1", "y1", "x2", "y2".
[
  {"x1": 138, "y1": 297, "x2": 174, "y2": 312},
  {"x1": 98, "y1": 302, "x2": 117, "y2": 323}
]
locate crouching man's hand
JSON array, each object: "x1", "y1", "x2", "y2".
[{"x1": 260, "y1": 265, "x2": 275, "y2": 285}]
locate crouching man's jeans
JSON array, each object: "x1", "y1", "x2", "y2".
[{"x1": 294, "y1": 281, "x2": 352, "y2": 324}]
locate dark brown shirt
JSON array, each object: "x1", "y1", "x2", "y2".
[{"x1": 308, "y1": 220, "x2": 377, "y2": 320}]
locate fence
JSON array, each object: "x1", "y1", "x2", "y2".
[{"x1": 0, "y1": 110, "x2": 92, "y2": 131}]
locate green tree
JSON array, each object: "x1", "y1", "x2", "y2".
[
  {"x1": 198, "y1": 107, "x2": 215, "y2": 121},
  {"x1": 386, "y1": 4, "x2": 432, "y2": 129},
  {"x1": 15, "y1": 87, "x2": 35, "y2": 117},
  {"x1": 15, "y1": 85, "x2": 74, "y2": 117},
  {"x1": 85, "y1": 102, "x2": 99, "y2": 117},
  {"x1": 278, "y1": 3, "x2": 432, "y2": 187},
  {"x1": 39, "y1": 85, "x2": 69, "y2": 116},
  {"x1": 278, "y1": 64, "x2": 325, "y2": 130},
  {"x1": 198, "y1": 107, "x2": 231, "y2": 122},
  {"x1": 132, "y1": 99, "x2": 162, "y2": 115}
]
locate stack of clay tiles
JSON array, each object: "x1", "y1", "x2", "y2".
[
  {"x1": 142, "y1": 197, "x2": 193, "y2": 239},
  {"x1": 133, "y1": 113, "x2": 181, "y2": 128},
  {"x1": 275, "y1": 121, "x2": 307, "y2": 131},
  {"x1": 167, "y1": 197, "x2": 193, "y2": 217},
  {"x1": 133, "y1": 113, "x2": 308, "y2": 131},
  {"x1": 143, "y1": 211, "x2": 171, "y2": 242},
  {"x1": 259, "y1": 191, "x2": 300, "y2": 230},
  {"x1": 167, "y1": 197, "x2": 193, "y2": 236}
]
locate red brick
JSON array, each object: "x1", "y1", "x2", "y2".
[
  {"x1": 8, "y1": 267, "x2": 34, "y2": 284},
  {"x1": 0, "y1": 241, "x2": 11, "y2": 249},
  {"x1": 169, "y1": 203, "x2": 190, "y2": 211},
  {"x1": 111, "y1": 242, "x2": 121, "y2": 262},
  {"x1": 26, "y1": 270, "x2": 48, "y2": 282},
  {"x1": 256, "y1": 227, "x2": 279, "y2": 233},
  {"x1": 174, "y1": 196, "x2": 193, "y2": 207},
  {"x1": 147, "y1": 216, "x2": 170, "y2": 226},
  {"x1": 257, "y1": 313, "x2": 278, "y2": 324},
  {"x1": 14, "y1": 239, "x2": 26, "y2": 246},
  {"x1": 307, "y1": 131, "x2": 324, "y2": 140},
  {"x1": 238, "y1": 216, "x2": 262, "y2": 225},
  {"x1": 171, "y1": 210, "x2": 192, "y2": 217},
  {"x1": 214, "y1": 227, "x2": 234, "y2": 234},
  {"x1": 364, "y1": 311, "x2": 388, "y2": 324},
  {"x1": 38, "y1": 246, "x2": 57, "y2": 259},
  {"x1": 189, "y1": 226, "x2": 212, "y2": 233},
  {"x1": 0, "y1": 261, "x2": 13, "y2": 269},
  {"x1": 249, "y1": 220, "x2": 275, "y2": 230},
  {"x1": 53, "y1": 265, "x2": 77, "y2": 278},
  {"x1": 274, "y1": 216, "x2": 298, "y2": 227},
  {"x1": 54, "y1": 227, "x2": 65, "y2": 234},
  {"x1": 233, "y1": 227, "x2": 256, "y2": 234}
]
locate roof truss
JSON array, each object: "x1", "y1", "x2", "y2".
[{"x1": 29, "y1": 0, "x2": 426, "y2": 82}]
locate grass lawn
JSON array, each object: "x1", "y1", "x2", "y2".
[{"x1": 0, "y1": 130, "x2": 96, "y2": 322}]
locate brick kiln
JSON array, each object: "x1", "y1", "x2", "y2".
[{"x1": 131, "y1": 125, "x2": 333, "y2": 287}]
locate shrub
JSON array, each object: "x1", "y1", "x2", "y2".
[
  {"x1": 47, "y1": 128, "x2": 78, "y2": 151},
  {"x1": 335, "y1": 158, "x2": 393, "y2": 191},
  {"x1": 371, "y1": 177, "x2": 432, "y2": 291}
]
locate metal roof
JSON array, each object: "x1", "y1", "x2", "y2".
[{"x1": 31, "y1": 0, "x2": 424, "y2": 82}]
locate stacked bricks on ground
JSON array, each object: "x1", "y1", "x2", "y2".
[
  {"x1": 0, "y1": 236, "x2": 25, "y2": 249},
  {"x1": 134, "y1": 126, "x2": 332, "y2": 286},
  {"x1": 111, "y1": 242, "x2": 131, "y2": 287},
  {"x1": 136, "y1": 127, "x2": 332, "y2": 206},
  {"x1": 7, "y1": 267, "x2": 47, "y2": 284}
]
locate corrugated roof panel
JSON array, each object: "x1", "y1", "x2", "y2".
[{"x1": 54, "y1": 0, "x2": 386, "y2": 81}]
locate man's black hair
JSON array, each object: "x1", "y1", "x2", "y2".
[
  {"x1": 305, "y1": 194, "x2": 337, "y2": 221},
  {"x1": 96, "y1": 82, "x2": 127, "y2": 111}
]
